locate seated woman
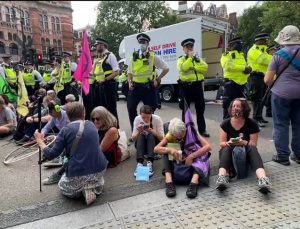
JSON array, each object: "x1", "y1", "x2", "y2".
[
  {"x1": 216, "y1": 98, "x2": 271, "y2": 194},
  {"x1": 0, "y1": 95, "x2": 17, "y2": 137},
  {"x1": 154, "y1": 118, "x2": 212, "y2": 199},
  {"x1": 34, "y1": 102, "x2": 108, "y2": 206},
  {"x1": 91, "y1": 106, "x2": 121, "y2": 168}
]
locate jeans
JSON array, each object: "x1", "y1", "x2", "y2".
[
  {"x1": 272, "y1": 93, "x2": 300, "y2": 160},
  {"x1": 135, "y1": 132, "x2": 156, "y2": 163}
]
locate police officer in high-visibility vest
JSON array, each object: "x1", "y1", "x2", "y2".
[
  {"x1": 93, "y1": 37, "x2": 120, "y2": 125},
  {"x1": 220, "y1": 37, "x2": 252, "y2": 119},
  {"x1": 42, "y1": 60, "x2": 54, "y2": 90},
  {"x1": 127, "y1": 33, "x2": 169, "y2": 131},
  {"x1": 23, "y1": 61, "x2": 45, "y2": 97},
  {"x1": 56, "y1": 51, "x2": 78, "y2": 105},
  {"x1": 178, "y1": 38, "x2": 210, "y2": 137},
  {"x1": 0, "y1": 55, "x2": 17, "y2": 89},
  {"x1": 115, "y1": 67, "x2": 128, "y2": 101},
  {"x1": 247, "y1": 33, "x2": 272, "y2": 127}
]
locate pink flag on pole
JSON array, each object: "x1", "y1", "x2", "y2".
[{"x1": 74, "y1": 29, "x2": 93, "y2": 95}]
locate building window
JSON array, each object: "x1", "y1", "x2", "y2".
[
  {"x1": 39, "y1": 14, "x2": 48, "y2": 29},
  {"x1": 57, "y1": 40, "x2": 62, "y2": 53},
  {"x1": 5, "y1": 7, "x2": 11, "y2": 22},
  {"x1": 51, "y1": 16, "x2": 55, "y2": 30},
  {"x1": 25, "y1": 11, "x2": 30, "y2": 26},
  {"x1": 0, "y1": 6, "x2": 2, "y2": 21},
  {"x1": 0, "y1": 31, "x2": 4, "y2": 39},
  {"x1": 53, "y1": 39, "x2": 57, "y2": 51},
  {"x1": 20, "y1": 10, "x2": 30, "y2": 26},
  {"x1": 39, "y1": 14, "x2": 43, "y2": 28},
  {"x1": 8, "y1": 33, "x2": 12, "y2": 41},
  {"x1": 44, "y1": 15, "x2": 49, "y2": 29},
  {"x1": 56, "y1": 17, "x2": 60, "y2": 31},
  {"x1": 0, "y1": 42, "x2": 5, "y2": 54},
  {"x1": 13, "y1": 34, "x2": 17, "y2": 41},
  {"x1": 41, "y1": 38, "x2": 46, "y2": 56},
  {"x1": 9, "y1": 43, "x2": 18, "y2": 55},
  {"x1": 79, "y1": 31, "x2": 83, "y2": 39}
]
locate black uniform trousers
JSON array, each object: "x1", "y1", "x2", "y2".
[
  {"x1": 222, "y1": 80, "x2": 245, "y2": 120},
  {"x1": 127, "y1": 83, "x2": 157, "y2": 131},
  {"x1": 82, "y1": 83, "x2": 96, "y2": 120},
  {"x1": 249, "y1": 72, "x2": 266, "y2": 120},
  {"x1": 95, "y1": 80, "x2": 119, "y2": 127},
  {"x1": 179, "y1": 80, "x2": 206, "y2": 133},
  {"x1": 57, "y1": 82, "x2": 80, "y2": 105}
]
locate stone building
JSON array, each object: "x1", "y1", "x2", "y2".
[
  {"x1": 0, "y1": 1, "x2": 74, "y2": 62},
  {"x1": 73, "y1": 25, "x2": 93, "y2": 60}
]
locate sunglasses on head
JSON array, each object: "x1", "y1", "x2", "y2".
[
  {"x1": 92, "y1": 117, "x2": 100, "y2": 122},
  {"x1": 236, "y1": 98, "x2": 247, "y2": 101}
]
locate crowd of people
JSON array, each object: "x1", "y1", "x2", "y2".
[{"x1": 1, "y1": 24, "x2": 300, "y2": 206}]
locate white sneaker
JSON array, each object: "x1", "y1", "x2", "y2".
[
  {"x1": 134, "y1": 163, "x2": 143, "y2": 177},
  {"x1": 147, "y1": 161, "x2": 154, "y2": 177}
]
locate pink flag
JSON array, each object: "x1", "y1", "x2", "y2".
[{"x1": 74, "y1": 29, "x2": 93, "y2": 95}]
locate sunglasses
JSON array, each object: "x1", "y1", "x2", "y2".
[
  {"x1": 92, "y1": 117, "x2": 100, "y2": 122},
  {"x1": 235, "y1": 98, "x2": 247, "y2": 101}
]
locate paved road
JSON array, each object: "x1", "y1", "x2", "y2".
[{"x1": 0, "y1": 92, "x2": 276, "y2": 228}]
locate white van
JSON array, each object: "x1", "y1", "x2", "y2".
[{"x1": 118, "y1": 17, "x2": 230, "y2": 102}]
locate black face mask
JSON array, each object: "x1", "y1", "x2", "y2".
[{"x1": 234, "y1": 43, "x2": 243, "y2": 52}]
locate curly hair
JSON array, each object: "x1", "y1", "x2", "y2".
[
  {"x1": 228, "y1": 98, "x2": 251, "y2": 118},
  {"x1": 90, "y1": 106, "x2": 117, "y2": 130},
  {"x1": 168, "y1": 117, "x2": 186, "y2": 138}
]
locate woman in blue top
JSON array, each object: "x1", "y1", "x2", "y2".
[{"x1": 34, "y1": 102, "x2": 108, "y2": 206}]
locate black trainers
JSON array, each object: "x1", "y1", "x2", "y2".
[
  {"x1": 15, "y1": 136, "x2": 30, "y2": 146},
  {"x1": 258, "y1": 177, "x2": 271, "y2": 194},
  {"x1": 216, "y1": 175, "x2": 229, "y2": 191},
  {"x1": 290, "y1": 153, "x2": 300, "y2": 164},
  {"x1": 165, "y1": 182, "x2": 176, "y2": 198},
  {"x1": 200, "y1": 131, "x2": 210, "y2": 138},
  {"x1": 272, "y1": 154, "x2": 290, "y2": 166},
  {"x1": 260, "y1": 118, "x2": 269, "y2": 124},
  {"x1": 186, "y1": 182, "x2": 198, "y2": 199}
]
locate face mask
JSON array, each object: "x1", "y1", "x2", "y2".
[
  {"x1": 140, "y1": 44, "x2": 148, "y2": 52},
  {"x1": 234, "y1": 43, "x2": 243, "y2": 52}
]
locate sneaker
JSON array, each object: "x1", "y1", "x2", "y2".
[
  {"x1": 216, "y1": 175, "x2": 229, "y2": 191},
  {"x1": 200, "y1": 131, "x2": 210, "y2": 138},
  {"x1": 42, "y1": 172, "x2": 62, "y2": 185},
  {"x1": 256, "y1": 120, "x2": 266, "y2": 128},
  {"x1": 258, "y1": 177, "x2": 271, "y2": 194},
  {"x1": 260, "y1": 118, "x2": 269, "y2": 124},
  {"x1": 186, "y1": 182, "x2": 198, "y2": 199},
  {"x1": 165, "y1": 182, "x2": 176, "y2": 197},
  {"x1": 134, "y1": 163, "x2": 143, "y2": 177},
  {"x1": 272, "y1": 154, "x2": 290, "y2": 166},
  {"x1": 15, "y1": 136, "x2": 30, "y2": 146},
  {"x1": 82, "y1": 189, "x2": 96, "y2": 206},
  {"x1": 290, "y1": 153, "x2": 300, "y2": 164},
  {"x1": 43, "y1": 156, "x2": 63, "y2": 168},
  {"x1": 147, "y1": 161, "x2": 154, "y2": 177}
]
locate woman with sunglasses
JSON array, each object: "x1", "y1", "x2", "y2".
[
  {"x1": 216, "y1": 98, "x2": 271, "y2": 194},
  {"x1": 91, "y1": 106, "x2": 121, "y2": 168},
  {"x1": 154, "y1": 117, "x2": 212, "y2": 199}
]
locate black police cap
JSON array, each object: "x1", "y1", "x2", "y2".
[
  {"x1": 137, "y1": 33, "x2": 151, "y2": 42},
  {"x1": 255, "y1": 33, "x2": 270, "y2": 41},
  {"x1": 267, "y1": 44, "x2": 278, "y2": 52},
  {"x1": 42, "y1": 60, "x2": 53, "y2": 65},
  {"x1": 181, "y1": 38, "x2": 195, "y2": 47},
  {"x1": 62, "y1": 51, "x2": 72, "y2": 57},
  {"x1": 228, "y1": 36, "x2": 242, "y2": 45},
  {"x1": 95, "y1": 38, "x2": 108, "y2": 46},
  {"x1": 24, "y1": 61, "x2": 33, "y2": 65}
]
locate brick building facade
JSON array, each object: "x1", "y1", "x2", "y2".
[{"x1": 0, "y1": 1, "x2": 74, "y2": 62}]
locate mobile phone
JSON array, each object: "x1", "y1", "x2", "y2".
[
  {"x1": 230, "y1": 137, "x2": 240, "y2": 143},
  {"x1": 143, "y1": 125, "x2": 149, "y2": 130}
]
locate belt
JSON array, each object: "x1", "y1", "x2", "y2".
[{"x1": 179, "y1": 80, "x2": 203, "y2": 85}]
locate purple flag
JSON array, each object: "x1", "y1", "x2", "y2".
[{"x1": 183, "y1": 100, "x2": 210, "y2": 177}]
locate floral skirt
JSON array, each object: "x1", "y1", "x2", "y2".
[{"x1": 58, "y1": 170, "x2": 106, "y2": 198}]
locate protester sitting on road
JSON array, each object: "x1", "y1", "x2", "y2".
[
  {"x1": 264, "y1": 25, "x2": 300, "y2": 166},
  {"x1": 91, "y1": 106, "x2": 121, "y2": 168},
  {"x1": 16, "y1": 96, "x2": 52, "y2": 145},
  {"x1": 40, "y1": 100, "x2": 70, "y2": 169},
  {"x1": 61, "y1": 94, "x2": 76, "y2": 110},
  {"x1": 215, "y1": 98, "x2": 271, "y2": 194},
  {"x1": 0, "y1": 95, "x2": 17, "y2": 137},
  {"x1": 132, "y1": 105, "x2": 164, "y2": 177},
  {"x1": 46, "y1": 90, "x2": 61, "y2": 104},
  {"x1": 154, "y1": 117, "x2": 212, "y2": 198},
  {"x1": 34, "y1": 102, "x2": 108, "y2": 206},
  {"x1": 0, "y1": 94, "x2": 16, "y2": 114}
]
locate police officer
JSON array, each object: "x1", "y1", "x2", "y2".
[
  {"x1": 115, "y1": 64, "x2": 128, "y2": 101},
  {"x1": 56, "y1": 51, "x2": 78, "y2": 105},
  {"x1": 178, "y1": 38, "x2": 210, "y2": 137},
  {"x1": 247, "y1": 33, "x2": 272, "y2": 127},
  {"x1": 0, "y1": 55, "x2": 17, "y2": 89},
  {"x1": 23, "y1": 61, "x2": 45, "y2": 97},
  {"x1": 220, "y1": 37, "x2": 252, "y2": 119},
  {"x1": 42, "y1": 60, "x2": 54, "y2": 90},
  {"x1": 127, "y1": 33, "x2": 169, "y2": 131},
  {"x1": 93, "y1": 37, "x2": 120, "y2": 125}
]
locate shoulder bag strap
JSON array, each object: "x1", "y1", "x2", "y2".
[{"x1": 69, "y1": 121, "x2": 85, "y2": 157}]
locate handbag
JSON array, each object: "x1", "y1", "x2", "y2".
[{"x1": 173, "y1": 162, "x2": 194, "y2": 185}]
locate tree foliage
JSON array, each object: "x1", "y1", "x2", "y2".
[
  {"x1": 94, "y1": 1, "x2": 183, "y2": 58},
  {"x1": 237, "y1": 1, "x2": 300, "y2": 50}
]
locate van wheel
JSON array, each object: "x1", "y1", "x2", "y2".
[{"x1": 161, "y1": 86, "x2": 174, "y2": 102}]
